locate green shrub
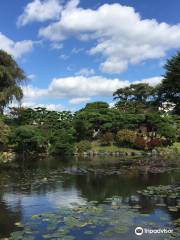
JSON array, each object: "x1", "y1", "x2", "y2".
[
  {"x1": 116, "y1": 129, "x2": 137, "y2": 147},
  {"x1": 75, "y1": 140, "x2": 92, "y2": 153},
  {"x1": 50, "y1": 128, "x2": 75, "y2": 155},
  {"x1": 51, "y1": 142, "x2": 74, "y2": 155},
  {"x1": 10, "y1": 125, "x2": 47, "y2": 154}
]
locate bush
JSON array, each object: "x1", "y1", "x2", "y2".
[
  {"x1": 50, "y1": 128, "x2": 75, "y2": 155},
  {"x1": 134, "y1": 137, "x2": 165, "y2": 150},
  {"x1": 116, "y1": 129, "x2": 137, "y2": 147},
  {"x1": 51, "y1": 142, "x2": 74, "y2": 155},
  {"x1": 75, "y1": 140, "x2": 92, "y2": 153},
  {"x1": 100, "y1": 132, "x2": 114, "y2": 146},
  {"x1": 158, "y1": 124, "x2": 176, "y2": 143},
  {"x1": 10, "y1": 125, "x2": 47, "y2": 154},
  {"x1": 134, "y1": 136, "x2": 147, "y2": 150},
  {"x1": 147, "y1": 138, "x2": 163, "y2": 150}
]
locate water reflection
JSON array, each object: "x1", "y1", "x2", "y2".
[
  {"x1": 0, "y1": 194, "x2": 21, "y2": 237},
  {"x1": 0, "y1": 157, "x2": 179, "y2": 238}
]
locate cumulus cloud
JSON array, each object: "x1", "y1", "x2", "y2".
[
  {"x1": 39, "y1": 1, "x2": 180, "y2": 73},
  {"x1": 22, "y1": 85, "x2": 47, "y2": 99},
  {"x1": 17, "y1": 0, "x2": 62, "y2": 26},
  {"x1": 75, "y1": 68, "x2": 95, "y2": 76},
  {"x1": 48, "y1": 76, "x2": 130, "y2": 98},
  {"x1": 21, "y1": 75, "x2": 162, "y2": 106},
  {"x1": 0, "y1": 32, "x2": 34, "y2": 58},
  {"x1": 134, "y1": 76, "x2": 162, "y2": 86}
]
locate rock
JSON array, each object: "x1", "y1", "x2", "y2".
[{"x1": 168, "y1": 206, "x2": 178, "y2": 212}]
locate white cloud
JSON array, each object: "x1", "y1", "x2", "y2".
[
  {"x1": 22, "y1": 75, "x2": 162, "y2": 105},
  {"x1": 59, "y1": 54, "x2": 69, "y2": 60},
  {"x1": 39, "y1": 1, "x2": 180, "y2": 73},
  {"x1": 17, "y1": 0, "x2": 62, "y2": 26},
  {"x1": 69, "y1": 97, "x2": 90, "y2": 105},
  {"x1": 75, "y1": 68, "x2": 95, "y2": 76},
  {"x1": 9, "y1": 100, "x2": 64, "y2": 112},
  {"x1": 51, "y1": 42, "x2": 63, "y2": 49},
  {"x1": 135, "y1": 76, "x2": 163, "y2": 86},
  {"x1": 72, "y1": 47, "x2": 84, "y2": 54},
  {"x1": 48, "y1": 76, "x2": 130, "y2": 98},
  {"x1": 7, "y1": 74, "x2": 161, "y2": 111},
  {"x1": 0, "y1": 32, "x2": 34, "y2": 58},
  {"x1": 27, "y1": 74, "x2": 36, "y2": 80},
  {"x1": 22, "y1": 85, "x2": 47, "y2": 99}
]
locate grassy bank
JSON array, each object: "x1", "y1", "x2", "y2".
[
  {"x1": 157, "y1": 142, "x2": 180, "y2": 156},
  {"x1": 91, "y1": 141, "x2": 142, "y2": 153},
  {"x1": 76, "y1": 140, "x2": 180, "y2": 159}
]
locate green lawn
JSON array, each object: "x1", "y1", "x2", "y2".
[{"x1": 91, "y1": 141, "x2": 142, "y2": 153}]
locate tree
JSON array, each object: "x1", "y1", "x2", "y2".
[
  {"x1": 9, "y1": 107, "x2": 36, "y2": 125},
  {"x1": 146, "y1": 113, "x2": 176, "y2": 143},
  {"x1": 113, "y1": 83, "x2": 158, "y2": 113},
  {"x1": 74, "y1": 102, "x2": 110, "y2": 140},
  {"x1": 10, "y1": 126, "x2": 47, "y2": 156},
  {"x1": 84, "y1": 102, "x2": 109, "y2": 110},
  {"x1": 158, "y1": 52, "x2": 180, "y2": 114},
  {"x1": 50, "y1": 128, "x2": 75, "y2": 155},
  {"x1": 0, "y1": 50, "x2": 26, "y2": 113}
]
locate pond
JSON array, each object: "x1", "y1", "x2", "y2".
[{"x1": 0, "y1": 157, "x2": 180, "y2": 239}]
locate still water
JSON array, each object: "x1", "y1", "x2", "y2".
[{"x1": 0, "y1": 157, "x2": 179, "y2": 239}]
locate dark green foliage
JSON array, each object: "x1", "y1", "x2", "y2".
[
  {"x1": 9, "y1": 107, "x2": 76, "y2": 156},
  {"x1": 159, "y1": 52, "x2": 180, "y2": 114},
  {"x1": 74, "y1": 103, "x2": 146, "y2": 141},
  {"x1": 0, "y1": 50, "x2": 25, "y2": 113},
  {"x1": 50, "y1": 128, "x2": 75, "y2": 155},
  {"x1": 73, "y1": 118, "x2": 93, "y2": 141},
  {"x1": 113, "y1": 83, "x2": 158, "y2": 113},
  {"x1": 145, "y1": 113, "x2": 176, "y2": 143},
  {"x1": 10, "y1": 125, "x2": 47, "y2": 154},
  {"x1": 84, "y1": 101, "x2": 109, "y2": 110}
]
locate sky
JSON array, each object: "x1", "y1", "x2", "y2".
[{"x1": 0, "y1": 0, "x2": 180, "y2": 111}]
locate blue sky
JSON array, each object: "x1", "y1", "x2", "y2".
[{"x1": 0, "y1": 0, "x2": 180, "y2": 111}]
